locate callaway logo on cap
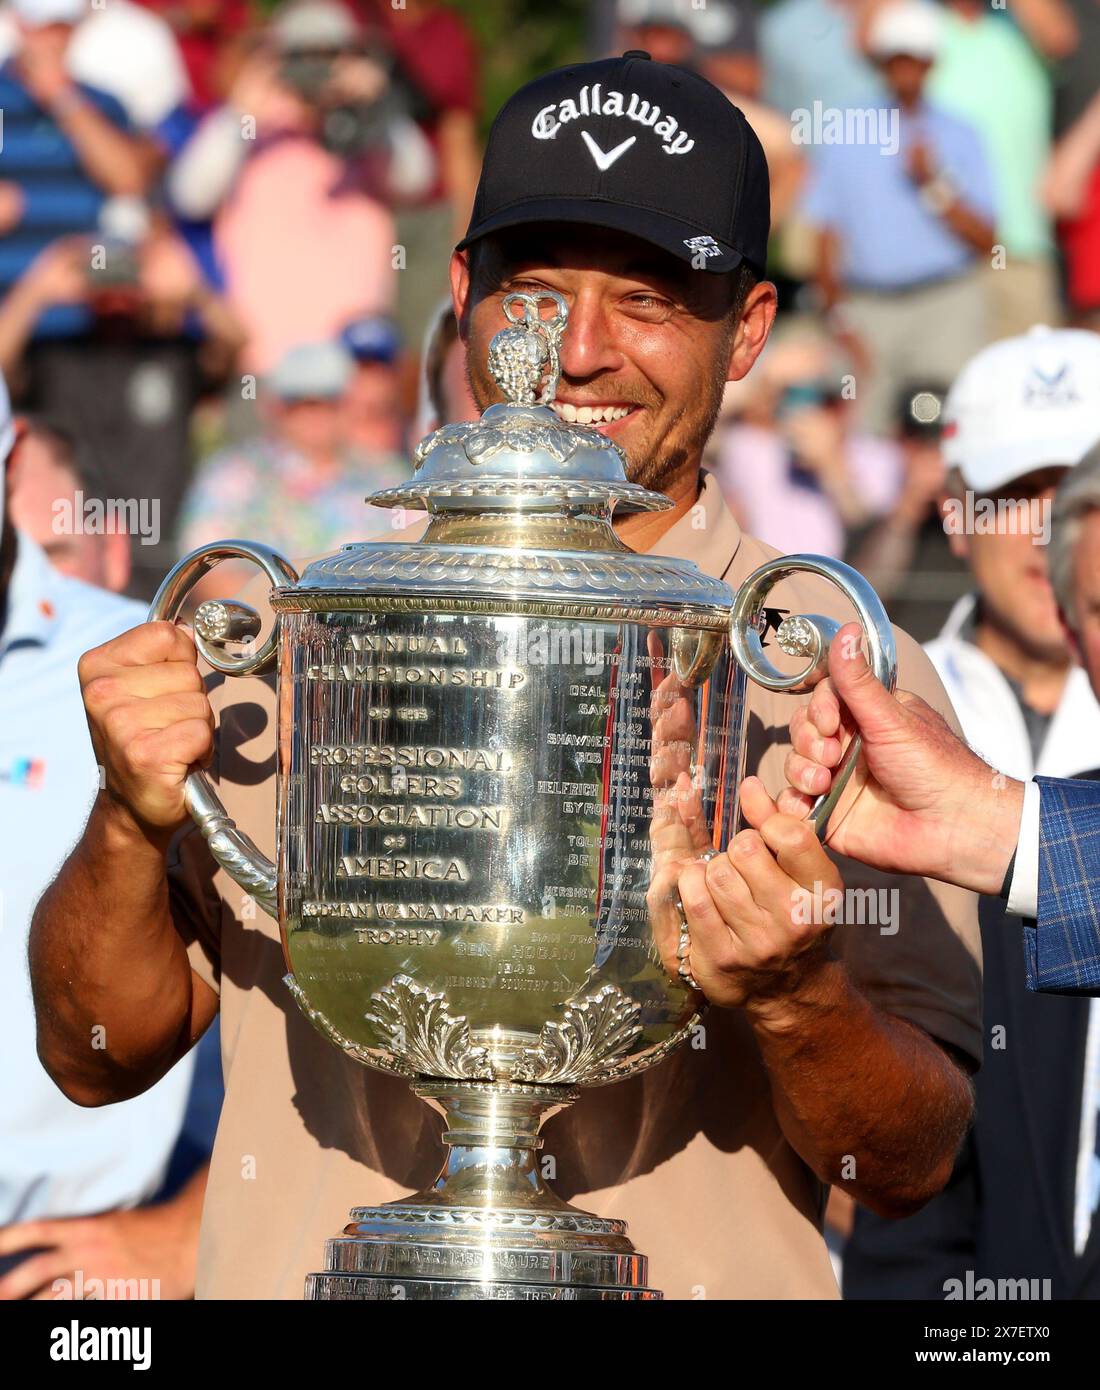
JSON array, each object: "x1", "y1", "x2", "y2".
[{"x1": 458, "y1": 51, "x2": 770, "y2": 276}]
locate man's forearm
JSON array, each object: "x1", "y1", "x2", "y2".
[
  {"x1": 747, "y1": 956, "x2": 973, "y2": 1217},
  {"x1": 192, "y1": 284, "x2": 247, "y2": 357},
  {"x1": 939, "y1": 200, "x2": 995, "y2": 256},
  {"x1": 29, "y1": 795, "x2": 209, "y2": 1105},
  {"x1": 0, "y1": 279, "x2": 47, "y2": 376},
  {"x1": 814, "y1": 227, "x2": 842, "y2": 312},
  {"x1": 53, "y1": 92, "x2": 148, "y2": 196}
]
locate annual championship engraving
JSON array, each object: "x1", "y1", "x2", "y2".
[{"x1": 292, "y1": 610, "x2": 709, "y2": 1002}]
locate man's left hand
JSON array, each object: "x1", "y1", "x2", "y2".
[{"x1": 669, "y1": 779, "x2": 842, "y2": 1011}]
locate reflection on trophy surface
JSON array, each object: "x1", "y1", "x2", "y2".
[{"x1": 152, "y1": 290, "x2": 896, "y2": 1300}]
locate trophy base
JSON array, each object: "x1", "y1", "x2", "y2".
[{"x1": 305, "y1": 1080, "x2": 663, "y2": 1301}]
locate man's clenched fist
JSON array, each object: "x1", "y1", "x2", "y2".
[{"x1": 79, "y1": 622, "x2": 214, "y2": 842}]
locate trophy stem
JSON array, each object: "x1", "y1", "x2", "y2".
[
  {"x1": 304, "y1": 1080, "x2": 662, "y2": 1300},
  {"x1": 412, "y1": 1079, "x2": 580, "y2": 1214}
]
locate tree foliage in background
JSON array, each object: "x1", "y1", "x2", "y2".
[{"x1": 446, "y1": 0, "x2": 589, "y2": 132}]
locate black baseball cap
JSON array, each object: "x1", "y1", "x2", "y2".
[{"x1": 457, "y1": 51, "x2": 770, "y2": 277}]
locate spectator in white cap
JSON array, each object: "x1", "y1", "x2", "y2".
[
  {"x1": 9, "y1": 0, "x2": 87, "y2": 23},
  {"x1": 843, "y1": 326, "x2": 1100, "y2": 1301},
  {"x1": 0, "y1": 367, "x2": 212, "y2": 1300},
  {"x1": 0, "y1": 0, "x2": 191, "y2": 130},
  {"x1": 801, "y1": 0, "x2": 998, "y2": 435},
  {"x1": 925, "y1": 326, "x2": 1100, "y2": 770},
  {"x1": 0, "y1": 0, "x2": 146, "y2": 210},
  {"x1": 1049, "y1": 437, "x2": 1100, "y2": 743},
  {"x1": 177, "y1": 340, "x2": 412, "y2": 601}
]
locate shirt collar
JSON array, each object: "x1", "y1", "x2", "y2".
[
  {"x1": 937, "y1": 591, "x2": 978, "y2": 645},
  {"x1": 1, "y1": 531, "x2": 61, "y2": 659},
  {"x1": 648, "y1": 469, "x2": 743, "y2": 582}
]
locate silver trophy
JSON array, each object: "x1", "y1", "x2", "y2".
[{"x1": 151, "y1": 291, "x2": 897, "y2": 1300}]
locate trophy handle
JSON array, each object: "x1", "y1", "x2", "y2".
[
  {"x1": 728, "y1": 554, "x2": 898, "y2": 837},
  {"x1": 147, "y1": 541, "x2": 299, "y2": 918}
]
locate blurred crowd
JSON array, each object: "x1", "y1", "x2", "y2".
[
  {"x1": 0, "y1": 0, "x2": 1096, "y2": 636},
  {"x1": 641, "y1": 0, "x2": 1100, "y2": 641},
  {"x1": 0, "y1": 0, "x2": 483, "y2": 597},
  {"x1": 5, "y1": 0, "x2": 1100, "y2": 1302}
]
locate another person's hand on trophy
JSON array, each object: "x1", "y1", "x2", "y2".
[{"x1": 774, "y1": 621, "x2": 1025, "y2": 896}]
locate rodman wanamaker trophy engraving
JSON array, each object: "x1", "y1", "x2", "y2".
[{"x1": 150, "y1": 291, "x2": 897, "y2": 1300}]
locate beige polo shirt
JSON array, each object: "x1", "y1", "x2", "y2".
[{"x1": 170, "y1": 471, "x2": 981, "y2": 1300}]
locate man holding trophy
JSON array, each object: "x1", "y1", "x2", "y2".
[{"x1": 29, "y1": 53, "x2": 981, "y2": 1300}]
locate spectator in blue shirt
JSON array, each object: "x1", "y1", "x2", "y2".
[
  {"x1": 0, "y1": 391, "x2": 215, "y2": 1300},
  {"x1": 0, "y1": 0, "x2": 149, "y2": 343},
  {"x1": 801, "y1": 0, "x2": 997, "y2": 435},
  {"x1": 761, "y1": 0, "x2": 886, "y2": 118}
]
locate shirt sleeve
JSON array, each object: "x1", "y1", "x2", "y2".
[
  {"x1": 79, "y1": 81, "x2": 134, "y2": 135},
  {"x1": 1006, "y1": 777, "x2": 1040, "y2": 919},
  {"x1": 799, "y1": 149, "x2": 840, "y2": 229}
]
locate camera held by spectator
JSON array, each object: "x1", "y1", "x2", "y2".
[{"x1": 272, "y1": 0, "x2": 431, "y2": 173}]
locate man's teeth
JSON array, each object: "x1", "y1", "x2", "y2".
[{"x1": 550, "y1": 402, "x2": 632, "y2": 424}]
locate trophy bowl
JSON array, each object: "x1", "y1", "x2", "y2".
[{"x1": 151, "y1": 292, "x2": 896, "y2": 1299}]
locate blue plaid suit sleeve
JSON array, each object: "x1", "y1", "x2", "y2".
[{"x1": 1025, "y1": 776, "x2": 1100, "y2": 994}]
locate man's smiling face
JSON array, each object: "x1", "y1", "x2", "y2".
[{"x1": 451, "y1": 224, "x2": 775, "y2": 495}]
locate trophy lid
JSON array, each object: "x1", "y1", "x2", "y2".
[
  {"x1": 369, "y1": 291, "x2": 671, "y2": 516},
  {"x1": 275, "y1": 287, "x2": 732, "y2": 620}
]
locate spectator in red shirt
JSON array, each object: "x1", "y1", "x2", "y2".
[
  {"x1": 135, "y1": 0, "x2": 256, "y2": 111},
  {"x1": 1045, "y1": 87, "x2": 1100, "y2": 328},
  {"x1": 361, "y1": 0, "x2": 481, "y2": 352}
]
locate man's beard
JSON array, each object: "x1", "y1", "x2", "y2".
[{"x1": 624, "y1": 380, "x2": 725, "y2": 494}]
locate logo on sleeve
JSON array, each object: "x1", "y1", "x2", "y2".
[{"x1": 0, "y1": 757, "x2": 46, "y2": 789}]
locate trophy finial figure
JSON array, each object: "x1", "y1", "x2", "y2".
[{"x1": 487, "y1": 290, "x2": 567, "y2": 407}]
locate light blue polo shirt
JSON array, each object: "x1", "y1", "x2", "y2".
[
  {"x1": 800, "y1": 101, "x2": 998, "y2": 290},
  {"x1": 761, "y1": 0, "x2": 886, "y2": 119},
  {"x1": 0, "y1": 532, "x2": 194, "y2": 1222}
]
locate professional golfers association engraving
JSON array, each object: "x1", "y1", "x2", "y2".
[{"x1": 151, "y1": 290, "x2": 897, "y2": 1300}]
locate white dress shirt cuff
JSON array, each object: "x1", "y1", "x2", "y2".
[{"x1": 1006, "y1": 778, "x2": 1041, "y2": 919}]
